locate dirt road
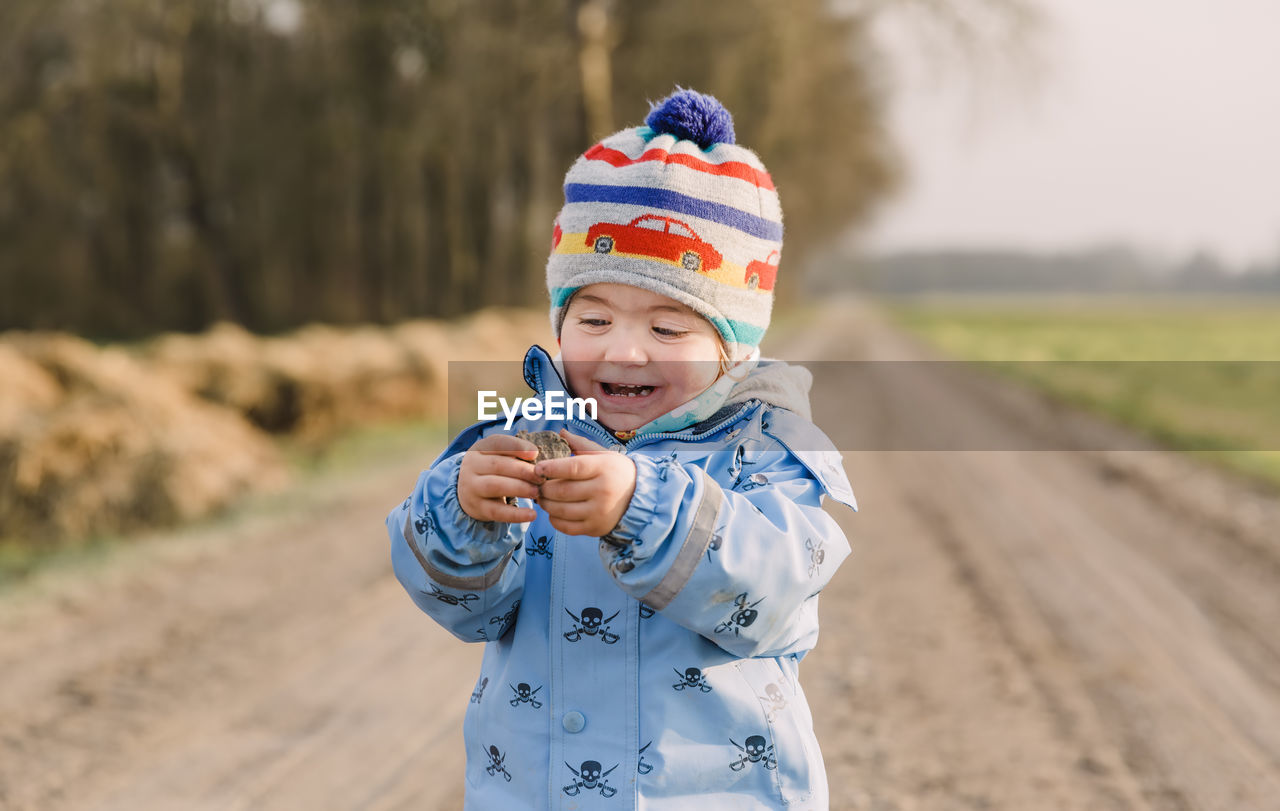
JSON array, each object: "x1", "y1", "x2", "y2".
[{"x1": 2, "y1": 297, "x2": 1279, "y2": 810}]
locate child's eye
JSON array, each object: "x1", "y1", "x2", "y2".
[
  {"x1": 577, "y1": 318, "x2": 609, "y2": 327},
  {"x1": 653, "y1": 326, "x2": 689, "y2": 338}
]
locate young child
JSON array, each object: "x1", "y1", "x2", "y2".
[{"x1": 387, "y1": 89, "x2": 857, "y2": 809}]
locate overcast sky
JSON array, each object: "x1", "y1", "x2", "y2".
[{"x1": 864, "y1": 1, "x2": 1280, "y2": 269}]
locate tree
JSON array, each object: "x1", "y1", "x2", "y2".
[{"x1": 0, "y1": 0, "x2": 1033, "y2": 336}]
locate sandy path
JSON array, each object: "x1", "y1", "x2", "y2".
[
  {"x1": 804, "y1": 299, "x2": 1280, "y2": 811},
  {"x1": 0, "y1": 457, "x2": 479, "y2": 810},
  {"x1": 1, "y1": 297, "x2": 1278, "y2": 810}
]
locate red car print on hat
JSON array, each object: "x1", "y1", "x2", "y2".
[
  {"x1": 586, "y1": 214, "x2": 724, "y2": 272},
  {"x1": 743, "y1": 250, "x2": 779, "y2": 291}
]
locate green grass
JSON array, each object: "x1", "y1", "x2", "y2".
[
  {"x1": 883, "y1": 295, "x2": 1280, "y2": 491},
  {"x1": 889, "y1": 295, "x2": 1280, "y2": 361}
]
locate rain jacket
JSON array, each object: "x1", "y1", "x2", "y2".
[{"x1": 387, "y1": 344, "x2": 857, "y2": 809}]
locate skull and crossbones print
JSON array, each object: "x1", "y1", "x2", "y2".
[
  {"x1": 638, "y1": 741, "x2": 653, "y2": 774},
  {"x1": 526, "y1": 534, "x2": 553, "y2": 557},
  {"x1": 706, "y1": 530, "x2": 724, "y2": 562},
  {"x1": 732, "y1": 445, "x2": 768, "y2": 488},
  {"x1": 805, "y1": 537, "x2": 825, "y2": 578},
  {"x1": 714, "y1": 592, "x2": 764, "y2": 636},
  {"x1": 758, "y1": 682, "x2": 788, "y2": 722},
  {"x1": 489, "y1": 600, "x2": 520, "y2": 635},
  {"x1": 429, "y1": 584, "x2": 479, "y2": 612},
  {"x1": 729, "y1": 735, "x2": 777, "y2": 772},
  {"x1": 485, "y1": 744, "x2": 512, "y2": 782},
  {"x1": 655, "y1": 451, "x2": 679, "y2": 481},
  {"x1": 563, "y1": 760, "x2": 618, "y2": 797},
  {"x1": 470, "y1": 676, "x2": 488, "y2": 703},
  {"x1": 672, "y1": 666, "x2": 712, "y2": 693},
  {"x1": 508, "y1": 682, "x2": 542, "y2": 708},
  {"x1": 605, "y1": 543, "x2": 636, "y2": 575},
  {"x1": 413, "y1": 511, "x2": 437, "y2": 536},
  {"x1": 564, "y1": 606, "x2": 620, "y2": 644}
]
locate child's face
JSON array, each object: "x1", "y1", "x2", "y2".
[{"x1": 560, "y1": 283, "x2": 723, "y2": 434}]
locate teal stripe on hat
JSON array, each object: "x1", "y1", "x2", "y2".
[{"x1": 724, "y1": 318, "x2": 766, "y2": 347}]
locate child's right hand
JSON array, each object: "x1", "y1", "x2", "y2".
[{"x1": 457, "y1": 435, "x2": 544, "y2": 524}]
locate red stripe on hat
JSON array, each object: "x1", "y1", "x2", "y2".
[{"x1": 583, "y1": 144, "x2": 775, "y2": 191}]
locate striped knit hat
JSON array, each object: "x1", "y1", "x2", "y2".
[{"x1": 546, "y1": 88, "x2": 782, "y2": 361}]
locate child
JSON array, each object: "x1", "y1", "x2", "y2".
[{"x1": 387, "y1": 89, "x2": 857, "y2": 809}]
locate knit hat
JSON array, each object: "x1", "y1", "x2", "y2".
[{"x1": 546, "y1": 88, "x2": 782, "y2": 361}]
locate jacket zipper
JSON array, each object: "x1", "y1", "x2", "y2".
[{"x1": 622, "y1": 404, "x2": 755, "y2": 451}]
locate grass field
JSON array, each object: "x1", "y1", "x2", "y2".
[{"x1": 883, "y1": 295, "x2": 1280, "y2": 491}]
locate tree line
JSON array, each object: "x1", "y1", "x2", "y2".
[
  {"x1": 824, "y1": 246, "x2": 1280, "y2": 296},
  {"x1": 0, "y1": 0, "x2": 908, "y2": 338}
]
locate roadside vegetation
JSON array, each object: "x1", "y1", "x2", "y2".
[
  {"x1": 885, "y1": 295, "x2": 1280, "y2": 490},
  {"x1": 0, "y1": 309, "x2": 549, "y2": 581}
]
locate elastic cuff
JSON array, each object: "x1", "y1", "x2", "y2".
[
  {"x1": 601, "y1": 454, "x2": 654, "y2": 546},
  {"x1": 443, "y1": 455, "x2": 507, "y2": 540}
]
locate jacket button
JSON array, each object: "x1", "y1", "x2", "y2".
[{"x1": 562, "y1": 710, "x2": 586, "y2": 733}]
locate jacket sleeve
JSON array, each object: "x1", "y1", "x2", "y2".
[
  {"x1": 387, "y1": 420, "x2": 528, "y2": 643},
  {"x1": 597, "y1": 408, "x2": 857, "y2": 659}
]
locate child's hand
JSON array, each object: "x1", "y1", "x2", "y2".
[
  {"x1": 458, "y1": 435, "x2": 543, "y2": 524},
  {"x1": 534, "y1": 430, "x2": 637, "y2": 537}
]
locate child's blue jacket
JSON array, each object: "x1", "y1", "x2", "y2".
[{"x1": 387, "y1": 345, "x2": 857, "y2": 809}]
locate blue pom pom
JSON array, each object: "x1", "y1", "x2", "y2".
[{"x1": 644, "y1": 88, "x2": 735, "y2": 149}]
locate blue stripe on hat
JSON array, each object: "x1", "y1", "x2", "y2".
[{"x1": 564, "y1": 183, "x2": 783, "y2": 242}]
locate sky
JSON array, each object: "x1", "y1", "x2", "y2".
[{"x1": 864, "y1": 1, "x2": 1280, "y2": 269}]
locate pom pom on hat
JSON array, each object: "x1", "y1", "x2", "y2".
[{"x1": 645, "y1": 88, "x2": 735, "y2": 149}]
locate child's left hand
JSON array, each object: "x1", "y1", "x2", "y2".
[{"x1": 533, "y1": 429, "x2": 637, "y2": 537}]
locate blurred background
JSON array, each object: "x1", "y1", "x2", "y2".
[
  {"x1": 0, "y1": 0, "x2": 903, "y2": 337},
  {"x1": 2, "y1": 1, "x2": 1280, "y2": 809},
  {"x1": 1, "y1": 0, "x2": 908, "y2": 551}
]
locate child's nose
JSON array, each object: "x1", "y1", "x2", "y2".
[{"x1": 603, "y1": 336, "x2": 647, "y2": 364}]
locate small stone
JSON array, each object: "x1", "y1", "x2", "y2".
[
  {"x1": 516, "y1": 430, "x2": 573, "y2": 462},
  {"x1": 504, "y1": 431, "x2": 572, "y2": 506}
]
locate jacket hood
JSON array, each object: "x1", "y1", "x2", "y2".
[{"x1": 722, "y1": 357, "x2": 813, "y2": 420}]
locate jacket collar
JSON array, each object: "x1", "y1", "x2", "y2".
[{"x1": 521, "y1": 344, "x2": 569, "y2": 401}]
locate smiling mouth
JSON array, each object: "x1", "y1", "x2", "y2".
[{"x1": 600, "y1": 382, "x2": 656, "y2": 398}]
